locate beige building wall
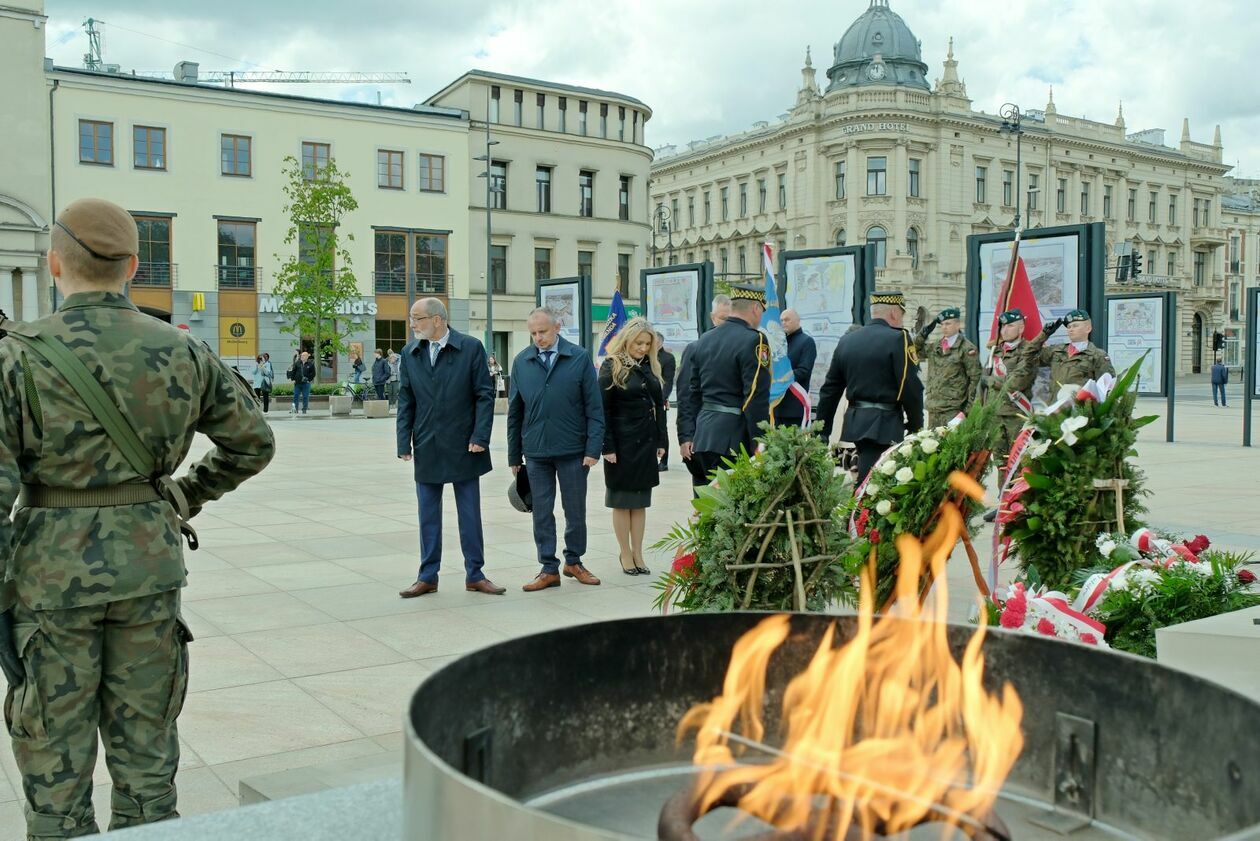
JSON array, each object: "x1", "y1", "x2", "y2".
[
  {"x1": 1221, "y1": 181, "x2": 1260, "y2": 368},
  {"x1": 0, "y1": 1, "x2": 52, "y2": 319},
  {"x1": 428, "y1": 71, "x2": 653, "y2": 364}
]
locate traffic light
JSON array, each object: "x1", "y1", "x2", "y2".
[
  {"x1": 1130, "y1": 252, "x2": 1143, "y2": 278},
  {"x1": 1213, "y1": 332, "x2": 1225, "y2": 352}
]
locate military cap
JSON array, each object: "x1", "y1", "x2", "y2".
[
  {"x1": 939, "y1": 307, "x2": 961, "y2": 321},
  {"x1": 1063, "y1": 309, "x2": 1091, "y2": 324},
  {"x1": 54, "y1": 198, "x2": 139, "y2": 261},
  {"x1": 998, "y1": 309, "x2": 1025, "y2": 326},
  {"x1": 870, "y1": 290, "x2": 907, "y2": 309},
  {"x1": 729, "y1": 283, "x2": 767, "y2": 304}
]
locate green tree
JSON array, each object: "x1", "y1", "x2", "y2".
[{"x1": 272, "y1": 155, "x2": 364, "y2": 380}]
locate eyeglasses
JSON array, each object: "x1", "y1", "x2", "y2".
[{"x1": 409, "y1": 314, "x2": 436, "y2": 324}]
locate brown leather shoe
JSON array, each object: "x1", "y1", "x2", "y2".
[
  {"x1": 399, "y1": 580, "x2": 438, "y2": 598},
  {"x1": 563, "y1": 564, "x2": 601, "y2": 586},
  {"x1": 466, "y1": 579, "x2": 507, "y2": 596},
  {"x1": 522, "y1": 572, "x2": 561, "y2": 592}
]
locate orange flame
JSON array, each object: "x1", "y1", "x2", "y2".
[{"x1": 679, "y1": 472, "x2": 1024, "y2": 839}]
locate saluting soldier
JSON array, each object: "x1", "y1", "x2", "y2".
[
  {"x1": 914, "y1": 306, "x2": 982, "y2": 426},
  {"x1": 984, "y1": 308, "x2": 1038, "y2": 485},
  {"x1": 1025, "y1": 308, "x2": 1114, "y2": 389},
  {"x1": 816, "y1": 291, "x2": 925, "y2": 484},
  {"x1": 678, "y1": 284, "x2": 770, "y2": 484},
  {"x1": 0, "y1": 199, "x2": 274, "y2": 836}
]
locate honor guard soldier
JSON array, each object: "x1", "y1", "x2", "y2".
[
  {"x1": 678, "y1": 284, "x2": 770, "y2": 484},
  {"x1": 0, "y1": 198, "x2": 274, "y2": 836},
  {"x1": 816, "y1": 290, "x2": 924, "y2": 484},
  {"x1": 985, "y1": 308, "x2": 1037, "y2": 485},
  {"x1": 1026, "y1": 308, "x2": 1114, "y2": 389},
  {"x1": 914, "y1": 306, "x2": 982, "y2": 427}
]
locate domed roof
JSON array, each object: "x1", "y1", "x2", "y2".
[{"x1": 826, "y1": 0, "x2": 929, "y2": 93}]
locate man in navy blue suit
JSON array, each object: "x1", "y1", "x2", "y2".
[{"x1": 397, "y1": 297, "x2": 506, "y2": 597}]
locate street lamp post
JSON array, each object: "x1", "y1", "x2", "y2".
[
  {"x1": 474, "y1": 89, "x2": 501, "y2": 352},
  {"x1": 652, "y1": 203, "x2": 674, "y2": 267},
  {"x1": 1000, "y1": 103, "x2": 1024, "y2": 231}
]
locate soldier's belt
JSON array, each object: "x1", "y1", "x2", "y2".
[
  {"x1": 19, "y1": 482, "x2": 162, "y2": 508},
  {"x1": 701, "y1": 402, "x2": 743, "y2": 416},
  {"x1": 852, "y1": 400, "x2": 897, "y2": 411}
]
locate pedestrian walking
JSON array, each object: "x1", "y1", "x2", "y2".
[
  {"x1": 0, "y1": 198, "x2": 274, "y2": 835},
  {"x1": 816, "y1": 291, "x2": 924, "y2": 484},
  {"x1": 776, "y1": 308, "x2": 817, "y2": 427},
  {"x1": 1212, "y1": 355, "x2": 1229, "y2": 406},
  {"x1": 675, "y1": 295, "x2": 731, "y2": 486},
  {"x1": 387, "y1": 350, "x2": 400, "y2": 405},
  {"x1": 507, "y1": 307, "x2": 605, "y2": 591},
  {"x1": 396, "y1": 298, "x2": 506, "y2": 598},
  {"x1": 349, "y1": 352, "x2": 365, "y2": 384},
  {"x1": 654, "y1": 332, "x2": 677, "y2": 471},
  {"x1": 677, "y1": 286, "x2": 770, "y2": 484},
  {"x1": 287, "y1": 351, "x2": 315, "y2": 414},
  {"x1": 488, "y1": 354, "x2": 506, "y2": 397},
  {"x1": 371, "y1": 348, "x2": 391, "y2": 401},
  {"x1": 251, "y1": 353, "x2": 274, "y2": 412},
  {"x1": 913, "y1": 306, "x2": 982, "y2": 426},
  {"x1": 599, "y1": 318, "x2": 668, "y2": 575}
]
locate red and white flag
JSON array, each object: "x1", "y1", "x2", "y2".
[{"x1": 989, "y1": 255, "x2": 1043, "y2": 343}]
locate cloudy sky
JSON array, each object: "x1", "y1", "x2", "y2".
[{"x1": 41, "y1": 0, "x2": 1260, "y2": 178}]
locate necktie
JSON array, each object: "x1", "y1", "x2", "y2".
[
  {"x1": 542, "y1": 350, "x2": 554, "y2": 369},
  {"x1": 1067, "y1": 344, "x2": 1080, "y2": 357},
  {"x1": 429, "y1": 342, "x2": 439, "y2": 366}
]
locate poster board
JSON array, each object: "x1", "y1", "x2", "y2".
[
  {"x1": 779, "y1": 245, "x2": 868, "y2": 404},
  {"x1": 640, "y1": 261, "x2": 713, "y2": 350},
  {"x1": 536, "y1": 275, "x2": 592, "y2": 353},
  {"x1": 1245, "y1": 287, "x2": 1259, "y2": 447},
  {"x1": 1106, "y1": 294, "x2": 1171, "y2": 396}
]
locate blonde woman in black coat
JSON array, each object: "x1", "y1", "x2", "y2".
[{"x1": 599, "y1": 317, "x2": 667, "y2": 575}]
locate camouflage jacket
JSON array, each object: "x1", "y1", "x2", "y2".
[
  {"x1": 913, "y1": 333, "x2": 982, "y2": 416},
  {"x1": 1028, "y1": 335, "x2": 1115, "y2": 389},
  {"x1": 0, "y1": 291, "x2": 275, "y2": 611},
  {"x1": 982, "y1": 339, "x2": 1037, "y2": 417}
]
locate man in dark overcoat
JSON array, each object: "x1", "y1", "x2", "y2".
[{"x1": 397, "y1": 297, "x2": 506, "y2": 597}]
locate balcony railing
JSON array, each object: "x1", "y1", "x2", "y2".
[
  {"x1": 1110, "y1": 273, "x2": 1177, "y2": 288},
  {"x1": 372, "y1": 271, "x2": 450, "y2": 296},
  {"x1": 217, "y1": 264, "x2": 258, "y2": 290},
  {"x1": 132, "y1": 262, "x2": 176, "y2": 287}
]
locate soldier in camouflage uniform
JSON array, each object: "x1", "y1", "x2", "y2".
[
  {"x1": 0, "y1": 199, "x2": 274, "y2": 838},
  {"x1": 983, "y1": 308, "x2": 1037, "y2": 484},
  {"x1": 913, "y1": 306, "x2": 982, "y2": 427},
  {"x1": 1024, "y1": 308, "x2": 1114, "y2": 389}
]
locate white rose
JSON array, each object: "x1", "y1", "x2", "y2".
[
  {"x1": 876, "y1": 499, "x2": 893, "y2": 516},
  {"x1": 898, "y1": 445, "x2": 914, "y2": 458},
  {"x1": 895, "y1": 466, "x2": 915, "y2": 484},
  {"x1": 880, "y1": 460, "x2": 898, "y2": 476},
  {"x1": 1098, "y1": 540, "x2": 1116, "y2": 558},
  {"x1": 935, "y1": 426, "x2": 948, "y2": 434},
  {"x1": 920, "y1": 438, "x2": 939, "y2": 454},
  {"x1": 865, "y1": 483, "x2": 880, "y2": 496}
]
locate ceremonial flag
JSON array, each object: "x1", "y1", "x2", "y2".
[
  {"x1": 595, "y1": 289, "x2": 628, "y2": 366},
  {"x1": 759, "y1": 243, "x2": 811, "y2": 426},
  {"x1": 988, "y1": 254, "x2": 1043, "y2": 343}
]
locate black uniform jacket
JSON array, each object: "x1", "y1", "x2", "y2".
[
  {"x1": 677, "y1": 315, "x2": 770, "y2": 456},
  {"x1": 816, "y1": 318, "x2": 924, "y2": 444}
]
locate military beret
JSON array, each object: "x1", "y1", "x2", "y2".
[
  {"x1": 1063, "y1": 309, "x2": 1091, "y2": 324},
  {"x1": 998, "y1": 309, "x2": 1025, "y2": 326},
  {"x1": 54, "y1": 198, "x2": 138, "y2": 262},
  {"x1": 729, "y1": 283, "x2": 766, "y2": 304},
  {"x1": 939, "y1": 307, "x2": 961, "y2": 321},
  {"x1": 870, "y1": 290, "x2": 906, "y2": 309}
]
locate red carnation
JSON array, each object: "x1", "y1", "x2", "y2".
[
  {"x1": 671, "y1": 552, "x2": 697, "y2": 574},
  {"x1": 999, "y1": 606, "x2": 1025, "y2": 629},
  {"x1": 1239, "y1": 568, "x2": 1257, "y2": 585},
  {"x1": 869, "y1": 529, "x2": 880, "y2": 545},
  {"x1": 855, "y1": 508, "x2": 870, "y2": 537},
  {"x1": 1036, "y1": 618, "x2": 1057, "y2": 636},
  {"x1": 1080, "y1": 633, "x2": 1099, "y2": 645},
  {"x1": 1187, "y1": 534, "x2": 1211, "y2": 555}
]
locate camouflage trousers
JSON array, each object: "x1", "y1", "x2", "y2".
[
  {"x1": 5, "y1": 590, "x2": 191, "y2": 839},
  {"x1": 995, "y1": 413, "x2": 1027, "y2": 485}
]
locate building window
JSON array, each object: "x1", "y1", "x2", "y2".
[
  {"x1": 1002, "y1": 169, "x2": 1013, "y2": 206},
  {"x1": 1128, "y1": 188, "x2": 1137, "y2": 221},
  {"x1": 1168, "y1": 194, "x2": 1177, "y2": 225},
  {"x1": 867, "y1": 226, "x2": 887, "y2": 268},
  {"x1": 373, "y1": 231, "x2": 408, "y2": 293},
  {"x1": 375, "y1": 319, "x2": 409, "y2": 355},
  {"x1": 618, "y1": 106, "x2": 626, "y2": 141},
  {"x1": 489, "y1": 85, "x2": 500, "y2": 122},
  {"x1": 1148, "y1": 191, "x2": 1157, "y2": 223},
  {"x1": 220, "y1": 134, "x2": 251, "y2": 177},
  {"x1": 739, "y1": 183, "x2": 748, "y2": 217},
  {"x1": 1147, "y1": 248, "x2": 1157, "y2": 275},
  {"x1": 619, "y1": 175, "x2": 631, "y2": 221},
  {"x1": 536, "y1": 92, "x2": 545, "y2": 129},
  {"x1": 1231, "y1": 281, "x2": 1241, "y2": 321},
  {"x1": 1193, "y1": 198, "x2": 1201, "y2": 226},
  {"x1": 535, "y1": 167, "x2": 553, "y2": 213},
  {"x1": 297, "y1": 224, "x2": 332, "y2": 268},
  {"x1": 419, "y1": 154, "x2": 445, "y2": 192},
  {"x1": 490, "y1": 161, "x2": 507, "y2": 209},
  {"x1": 632, "y1": 111, "x2": 639, "y2": 144},
  {"x1": 687, "y1": 196, "x2": 695, "y2": 227},
  {"x1": 1193, "y1": 251, "x2": 1206, "y2": 286},
  {"x1": 1057, "y1": 178, "x2": 1067, "y2": 213},
  {"x1": 490, "y1": 244, "x2": 507, "y2": 293},
  {"x1": 133, "y1": 125, "x2": 166, "y2": 170},
  {"x1": 513, "y1": 89, "x2": 523, "y2": 127},
  {"x1": 672, "y1": 198, "x2": 680, "y2": 227},
  {"x1": 216, "y1": 220, "x2": 256, "y2": 288},
  {"x1": 836, "y1": 228, "x2": 846, "y2": 247},
  {"x1": 1167, "y1": 253, "x2": 1176, "y2": 277},
  {"x1": 777, "y1": 173, "x2": 787, "y2": 209},
  {"x1": 720, "y1": 248, "x2": 729, "y2": 278},
  {"x1": 558, "y1": 97, "x2": 567, "y2": 132},
  {"x1": 720, "y1": 186, "x2": 729, "y2": 220},
  {"x1": 758, "y1": 179, "x2": 767, "y2": 212},
  {"x1": 1229, "y1": 236, "x2": 1241, "y2": 273},
  {"x1": 906, "y1": 227, "x2": 920, "y2": 269},
  {"x1": 617, "y1": 253, "x2": 630, "y2": 295},
  {"x1": 738, "y1": 246, "x2": 747, "y2": 276},
  {"x1": 1081, "y1": 183, "x2": 1090, "y2": 216},
  {"x1": 909, "y1": 159, "x2": 921, "y2": 198},
  {"x1": 415, "y1": 234, "x2": 448, "y2": 294},
  {"x1": 866, "y1": 156, "x2": 887, "y2": 196},
  {"x1": 599, "y1": 103, "x2": 608, "y2": 138},
  {"x1": 377, "y1": 149, "x2": 404, "y2": 189},
  {"x1": 79, "y1": 120, "x2": 113, "y2": 165},
  {"x1": 1027, "y1": 174, "x2": 1039, "y2": 211},
  {"x1": 579, "y1": 101, "x2": 588, "y2": 136},
  {"x1": 578, "y1": 249, "x2": 594, "y2": 281},
  {"x1": 703, "y1": 192, "x2": 711, "y2": 224},
  {"x1": 132, "y1": 216, "x2": 172, "y2": 286},
  {"x1": 975, "y1": 166, "x2": 987, "y2": 204},
  {"x1": 534, "y1": 247, "x2": 552, "y2": 281},
  {"x1": 301, "y1": 141, "x2": 330, "y2": 180},
  {"x1": 835, "y1": 161, "x2": 847, "y2": 199},
  {"x1": 579, "y1": 170, "x2": 595, "y2": 217},
  {"x1": 1103, "y1": 184, "x2": 1113, "y2": 218}
]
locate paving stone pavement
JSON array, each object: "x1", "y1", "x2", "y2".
[{"x1": 0, "y1": 379, "x2": 1257, "y2": 836}]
